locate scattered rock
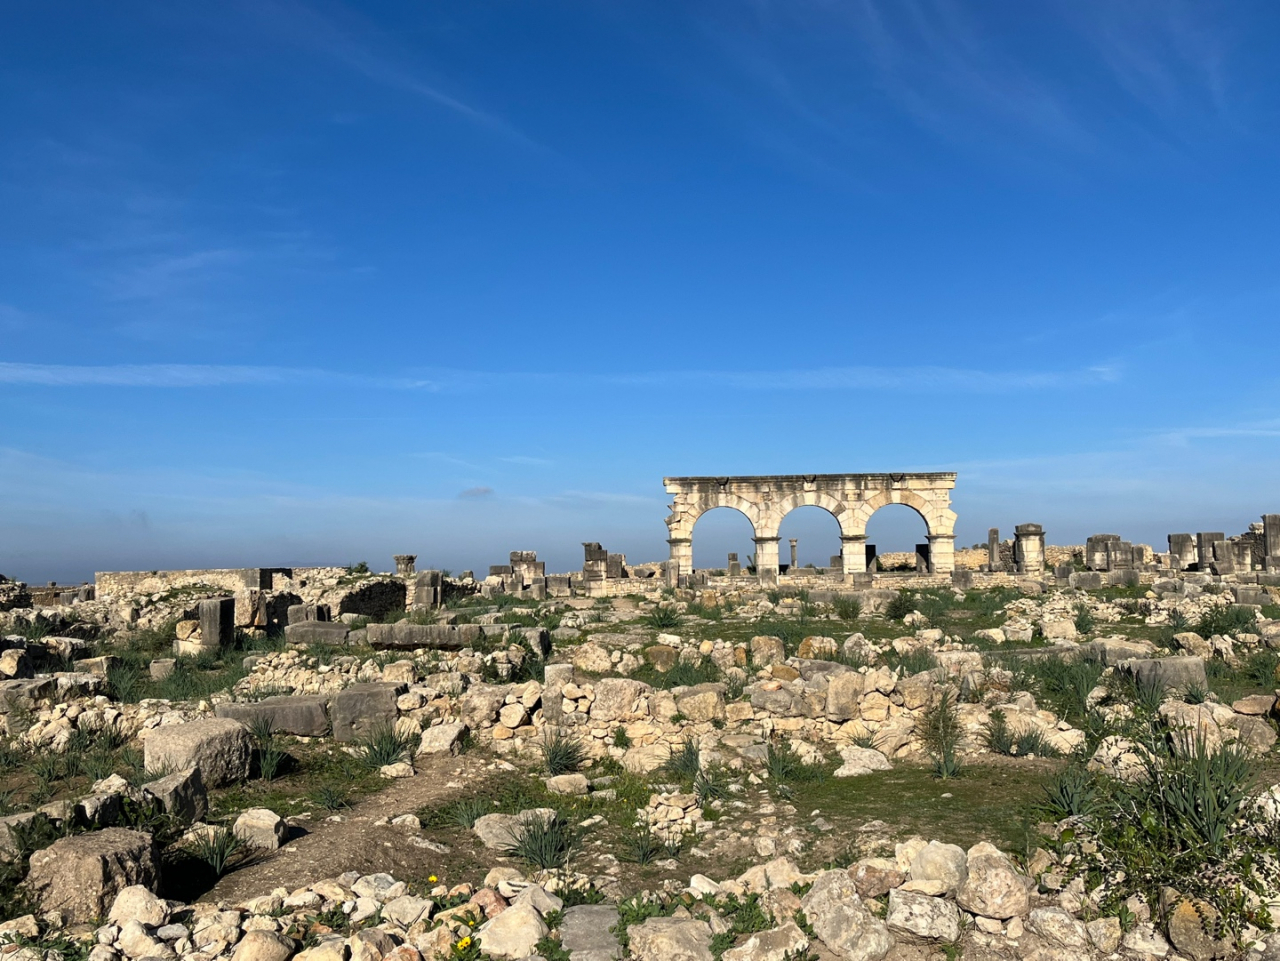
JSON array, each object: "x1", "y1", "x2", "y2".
[
  {"x1": 628, "y1": 917, "x2": 713, "y2": 961},
  {"x1": 233, "y1": 808, "x2": 288, "y2": 849},
  {"x1": 25, "y1": 828, "x2": 159, "y2": 924},
  {"x1": 144, "y1": 717, "x2": 253, "y2": 787}
]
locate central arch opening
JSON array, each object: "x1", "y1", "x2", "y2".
[
  {"x1": 864, "y1": 503, "x2": 930, "y2": 572},
  {"x1": 691, "y1": 507, "x2": 756, "y2": 574},
  {"x1": 777, "y1": 505, "x2": 841, "y2": 573}
]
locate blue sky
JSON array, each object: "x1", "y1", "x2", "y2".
[{"x1": 3, "y1": 0, "x2": 1280, "y2": 583}]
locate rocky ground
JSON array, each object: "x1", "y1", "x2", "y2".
[{"x1": 3, "y1": 573, "x2": 1280, "y2": 960}]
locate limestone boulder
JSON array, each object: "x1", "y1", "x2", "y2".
[
  {"x1": 885, "y1": 889, "x2": 959, "y2": 943},
  {"x1": 231, "y1": 930, "x2": 296, "y2": 961},
  {"x1": 233, "y1": 808, "x2": 287, "y2": 849},
  {"x1": 478, "y1": 902, "x2": 547, "y2": 959},
  {"x1": 589, "y1": 678, "x2": 650, "y2": 723},
  {"x1": 1170, "y1": 630, "x2": 1211, "y2": 657},
  {"x1": 799, "y1": 870, "x2": 892, "y2": 961},
  {"x1": 849, "y1": 858, "x2": 904, "y2": 899},
  {"x1": 628, "y1": 917, "x2": 713, "y2": 961},
  {"x1": 896, "y1": 672, "x2": 934, "y2": 711},
  {"x1": 108, "y1": 885, "x2": 169, "y2": 927},
  {"x1": 1224, "y1": 713, "x2": 1278, "y2": 755},
  {"x1": 676, "y1": 685, "x2": 725, "y2": 722},
  {"x1": 1041, "y1": 619, "x2": 1078, "y2": 641},
  {"x1": 722, "y1": 922, "x2": 809, "y2": 961},
  {"x1": 418, "y1": 721, "x2": 469, "y2": 756},
  {"x1": 142, "y1": 766, "x2": 207, "y2": 822},
  {"x1": 459, "y1": 685, "x2": 507, "y2": 728},
  {"x1": 833, "y1": 746, "x2": 891, "y2": 778},
  {"x1": 1167, "y1": 897, "x2": 1232, "y2": 961},
  {"x1": 1232, "y1": 694, "x2": 1277, "y2": 716},
  {"x1": 750, "y1": 636, "x2": 786, "y2": 667},
  {"x1": 1028, "y1": 907, "x2": 1088, "y2": 949},
  {"x1": 25, "y1": 828, "x2": 159, "y2": 924},
  {"x1": 956, "y1": 842, "x2": 1029, "y2": 920},
  {"x1": 825, "y1": 673, "x2": 865, "y2": 722},
  {"x1": 144, "y1": 717, "x2": 252, "y2": 787},
  {"x1": 472, "y1": 809, "x2": 555, "y2": 850},
  {"x1": 909, "y1": 841, "x2": 967, "y2": 896},
  {"x1": 573, "y1": 643, "x2": 615, "y2": 674},
  {"x1": 0, "y1": 811, "x2": 50, "y2": 861},
  {"x1": 545, "y1": 773, "x2": 590, "y2": 795},
  {"x1": 1086, "y1": 916, "x2": 1122, "y2": 953}
]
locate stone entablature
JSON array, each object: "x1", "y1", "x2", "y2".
[{"x1": 663, "y1": 472, "x2": 958, "y2": 586}]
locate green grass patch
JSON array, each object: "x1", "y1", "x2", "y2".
[{"x1": 802, "y1": 760, "x2": 1053, "y2": 854}]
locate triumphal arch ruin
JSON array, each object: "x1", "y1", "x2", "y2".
[{"x1": 663, "y1": 472, "x2": 958, "y2": 585}]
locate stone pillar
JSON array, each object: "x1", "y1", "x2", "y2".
[
  {"x1": 754, "y1": 536, "x2": 780, "y2": 587},
  {"x1": 196, "y1": 597, "x2": 234, "y2": 652},
  {"x1": 727, "y1": 553, "x2": 740, "y2": 577},
  {"x1": 1014, "y1": 524, "x2": 1045, "y2": 574},
  {"x1": 414, "y1": 570, "x2": 444, "y2": 608},
  {"x1": 393, "y1": 555, "x2": 417, "y2": 577},
  {"x1": 789, "y1": 539, "x2": 798, "y2": 570},
  {"x1": 1167, "y1": 534, "x2": 1196, "y2": 571},
  {"x1": 986, "y1": 528, "x2": 1002, "y2": 571},
  {"x1": 1264, "y1": 516, "x2": 1280, "y2": 569},
  {"x1": 927, "y1": 534, "x2": 956, "y2": 574},
  {"x1": 1196, "y1": 532, "x2": 1225, "y2": 571},
  {"x1": 667, "y1": 538, "x2": 691, "y2": 588},
  {"x1": 841, "y1": 535, "x2": 867, "y2": 579},
  {"x1": 1086, "y1": 535, "x2": 1120, "y2": 571}
]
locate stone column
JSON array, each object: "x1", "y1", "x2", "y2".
[
  {"x1": 667, "y1": 537, "x2": 691, "y2": 587},
  {"x1": 927, "y1": 534, "x2": 956, "y2": 574},
  {"x1": 841, "y1": 535, "x2": 867, "y2": 579},
  {"x1": 986, "y1": 528, "x2": 1002, "y2": 571},
  {"x1": 727, "y1": 553, "x2": 740, "y2": 577},
  {"x1": 1167, "y1": 534, "x2": 1196, "y2": 571},
  {"x1": 1014, "y1": 524, "x2": 1045, "y2": 574},
  {"x1": 1264, "y1": 516, "x2": 1280, "y2": 569},
  {"x1": 789, "y1": 539, "x2": 798, "y2": 570},
  {"x1": 393, "y1": 554, "x2": 417, "y2": 577},
  {"x1": 1196, "y1": 532, "x2": 1225, "y2": 571},
  {"x1": 754, "y1": 536, "x2": 780, "y2": 587}
]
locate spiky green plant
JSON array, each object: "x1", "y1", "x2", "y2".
[{"x1": 541, "y1": 730, "x2": 588, "y2": 776}]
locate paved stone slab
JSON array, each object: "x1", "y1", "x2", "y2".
[{"x1": 561, "y1": 905, "x2": 622, "y2": 961}]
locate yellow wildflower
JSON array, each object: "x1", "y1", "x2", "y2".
[
  {"x1": 429, "y1": 875, "x2": 438, "y2": 883},
  {"x1": 457, "y1": 937, "x2": 472, "y2": 949}
]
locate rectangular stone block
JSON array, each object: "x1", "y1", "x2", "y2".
[
  {"x1": 215, "y1": 695, "x2": 331, "y2": 737},
  {"x1": 282, "y1": 621, "x2": 350, "y2": 645},
  {"x1": 365, "y1": 622, "x2": 480, "y2": 650},
  {"x1": 331, "y1": 682, "x2": 405, "y2": 743},
  {"x1": 198, "y1": 597, "x2": 235, "y2": 651}
]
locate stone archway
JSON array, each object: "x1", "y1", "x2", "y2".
[{"x1": 663, "y1": 473, "x2": 957, "y2": 585}]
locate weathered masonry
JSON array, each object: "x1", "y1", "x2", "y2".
[{"x1": 663, "y1": 472, "x2": 958, "y2": 586}]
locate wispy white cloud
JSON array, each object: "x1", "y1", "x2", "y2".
[
  {"x1": 500, "y1": 455, "x2": 553, "y2": 466},
  {"x1": 249, "y1": 0, "x2": 545, "y2": 151},
  {"x1": 0, "y1": 361, "x2": 1120, "y2": 394},
  {"x1": 1148, "y1": 422, "x2": 1280, "y2": 446},
  {"x1": 1063, "y1": 0, "x2": 1234, "y2": 131},
  {"x1": 598, "y1": 364, "x2": 1121, "y2": 392},
  {"x1": 0, "y1": 362, "x2": 438, "y2": 390},
  {"x1": 458, "y1": 486, "x2": 494, "y2": 499}
]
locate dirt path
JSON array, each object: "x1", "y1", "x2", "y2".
[{"x1": 204, "y1": 753, "x2": 493, "y2": 903}]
